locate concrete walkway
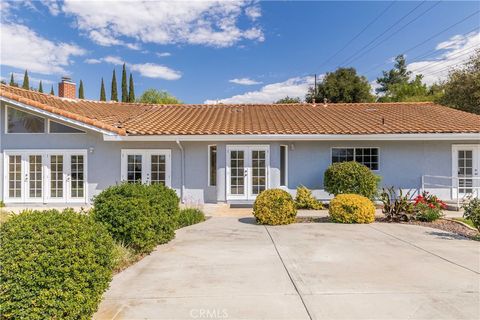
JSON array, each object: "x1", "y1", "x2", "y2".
[{"x1": 95, "y1": 213, "x2": 479, "y2": 320}]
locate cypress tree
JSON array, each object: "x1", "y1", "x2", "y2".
[
  {"x1": 79, "y1": 80, "x2": 85, "y2": 99},
  {"x1": 100, "y1": 78, "x2": 106, "y2": 101},
  {"x1": 128, "y1": 73, "x2": 135, "y2": 102},
  {"x1": 50, "y1": 85, "x2": 54, "y2": 95},
  {"x1": 111, "y1": 69, "x2": 118, "y2": 101},
  {"x1": 121, "y1": 63, "x2": 128, "y2": 102},
  {"x1": 9, "y1": 73, "x2": 14, "y2": 86},
  {"x1": 38, "y1": 81, "x2": 43, "y2": 93},
  {"x1": 22, "y1": 70, "x2": 29, "y2": 89}
]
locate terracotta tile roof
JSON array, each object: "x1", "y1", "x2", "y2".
[{"x1": 1, "y1": 84, "x2": 479, "y2": 136}]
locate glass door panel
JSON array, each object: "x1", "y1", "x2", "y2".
[
  {"x1": 251, "y1": 150, "x2": 266, "y2": 196},
  {"x1": 26, "y1": 155, "x2": 43, "y2": 202},
  {"x1": 127, "y1": 154, "x2": 143, "y2": 183},
  {"x1": 229, "y1": 149, "x2": 246, "y2": 198},
  {"x1": 50, "y1": 155, "x2": 64, "y2": 199},
  {"x1": 8, "y1": 155, "x2": 22, "y2": 200},
  {"x1": 70, "y1": 155, "x2": 84, "y2": 198},
  {"x1": 458, "y1": 150, "x2": 473, "y2": 195},
  {"x1": 151, "y1": 155, "x2": 166, "y2": 185}
]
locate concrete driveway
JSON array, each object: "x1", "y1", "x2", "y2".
[{"x1": 95, "y1": 215, "x2": 480, "y2": 320}]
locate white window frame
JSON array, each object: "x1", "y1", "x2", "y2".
[
  {"x1": 208, "y1": 144, "x2": 217, "y2": 187},
  {"x1": 330, "y1": 147, "x2": 380, "y2": 171},
  {"x1": 47, "y1": 119, "x2": 86, "y2": 134},
  {"x1": 120, "y1": 149, "x2": 172, "y2": 187},
  {"x1": 5, "y1": 106, "x2": 46, "y2": 134},
  {"x1": 280, "y1": 145, "x2": 288, "y2": 187},
  {"x1": 3, "y1": 149, "x2": 88, "y2": 204},
  {"x1": 451, "y1": 144, "x2": 480, "y2": 199}
]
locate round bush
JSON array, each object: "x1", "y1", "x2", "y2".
[
  {"x1": 0, "y1": 209, "x2": 114, "y2": 320},
  {"x1": 92, "y1": 183, "x2": 180, "y2": 253},
  {"x1": 329, "y1": 194, "x2": 376, "y2": 223},
  {"x1": 253, "y1": 189, "x2": 297, "y2": 225},
  {"x1": 324, "y1": 161, "x2": 380, "y2": 199}
]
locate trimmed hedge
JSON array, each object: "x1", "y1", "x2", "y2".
[
  {"x1": 0, "y1": 209, "x2": 114, "y2": 320},
  {"x1": 329, "y1": 194, "x2": 375, "y2": 224},
  {"x1": 253, "y1": 189, "x2": 297, "y2": 225},
  {"x1": 177, "y1": 208, "x2": 205, "y2": 228},
  {"x1": 92, "y1": 183, "x2": 179, "y2": 253},
  {"x1": 324, "y1": 161, "x2": 380, "y2": 200},
  {"x1": 295, "y1": 186, "x2": 323, "y2": 209}
]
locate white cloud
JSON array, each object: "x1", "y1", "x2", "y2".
[
  {"x1": 229, "y1": 78, "x2": 262, "y2": 85},
  {"x1": 0, "y1": 23, "x2": 85, "y2": 75},
  {"x1": 156, "y1": 52, "x2": 171, "y2": 57},
  {"x1": 84, "y1": 58, "x2": 102, "y2": 64},
  {"x1": 408, "y1": 31, "x2": 480, "y2": 85},
  {"x1": 99, "y1": 56, "x2": 181, "y2": 80},
  {"x1": 2, "y1": 72, "x2": 54, "y2": 87},
  {"x1": 59, "y1": 0, "x2": 264, "y2": 48},
  {"x1": 205, "y1": 76, "x2": 314, "y2": 104}
]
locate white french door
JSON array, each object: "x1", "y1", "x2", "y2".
[
  {"x1": 120, "y1": 149, "x2": 171, "y2": 187},
  {"x1": 226, "y1": 145, "x2": 269, "y2": 201},
  {"x1": 452, "y1": 145, "x2": 480, "y2": 198},
  {"x1": 4, "y1": 150, "x2": 87, "y2": 203}
]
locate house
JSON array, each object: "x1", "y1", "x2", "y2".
[{"x1": 1, "y1": 80, "x2": 479, "y2": 206}]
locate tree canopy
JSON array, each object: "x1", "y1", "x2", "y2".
[
  {"x1": 376, "y1": 55, "x2": 411, "y2": 94},
  {"x1": 121, "y1": 63, "x2": 128, "y2": 102},
  {"x1": 138, "y1": 89, "x2": 182, "y2": 104},
  {"x1": 78, "y1": 80, "x2": 85, "y2": 99},
  {"x1": 275, "y1": 96, "x2": 302, "y2": 104},
  {"x1": 100, "y1": 78, "x2": 106, "y2": 101},
  {"x1": 111, "y1": 69, "x2": 118, "y2": 101},
  {"x1": 306, "y1": 67, "x2": 374, "y2": 103},
  {"x1": 128, "y1": 73, "x2": 135, "y2": 102},
  {"x1": 22, "y1": 70, "x2": 29, "y2": 90}
]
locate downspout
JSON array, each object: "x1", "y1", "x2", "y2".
[{"x1": 175, "y1": 139, "x2": 185, "y2": 203}]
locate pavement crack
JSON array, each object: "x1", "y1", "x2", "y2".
[
  {"x1": 264, "y1": 226, "x2": 313, "y2": 320},
  {"x1": 368, "y1": 224, "x2": 479, "y2": 275}
]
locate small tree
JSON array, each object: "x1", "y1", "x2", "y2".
[
  {"x1": 121, "y1": 63, "x2": 128, "y2": 102},
  {"x1": 9, "y1": 73, "x2": 15, "y2": 86},
  {"x1": 138, "y1": 88, "x2": 182, "y2": 104},
  {"x1": 376, "y1": 54, "x2": 411, "y2": 94},
  {"x1": 111, "y1": 69, "x2": 118, "y2": 101},
  {"x1": 50, "y1": 85, "x2": 55, "y2": 95},
  {"x1": 100, "y1": 78, "x2": 106, "y2": 101},
  {"x1": 78, "y1": 80, "x2": 85, "y2": 99},
  {"x1": 22, "y1": 70, "x2": 29, "y2": 90},
  {"x1": 128, "y1": 73, "x2": 135, "y2": 102},
  {"x1": 275, "y1": 96, "x2": 302, "y2": 104},
  {"x1": 38, "y1": 81, "x2": 43, "y2": 93}
]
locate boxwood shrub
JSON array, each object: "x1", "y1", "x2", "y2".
[
  {"x1": 253, "y1": 189, "x2": 297, "y2": 225},
  {"x1": 92, "y1": 183, "x2": 180, "y2": 253},
  {"x1": 295, "y1": 186, "x2": 323, "y2": 209},
  {"x1": 329, "y1": 194, "x2": 376, "y2": 223},
  {"x1": 324, "y1": 161, "x2": 380, "y2": 200},
  {"x1": 0, "y1": 209, "x2": 114, "y2": 320},
  {"x1": 177, "y1": 208, "x2": 205, "y2": 229}
]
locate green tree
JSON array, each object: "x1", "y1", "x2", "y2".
[
  {"x1": 121, "y1": 63, "x2": 128, "y2": 102},
  {"x1": 128, "y1": 73, "x2": 135, "y2": 102},
  {"x1": 437, "y1": 50, "x2": 480, "y2": 114},
  {"x1": 111, "y1": 69, "x2": 118, "y2": 101},
  {"x1": 275, "y1": 96, "x2": 302, "y2": 104},
  {"x1": 100, "y1": 78, "x2": 106, "y2": 101},
  {"x1": 38, "y1": 81, "x2": 43, "y2": 93},
  {"x1": 306, "y1": 67, "x2": 374, "y2": 103},
  {"x1": 9, "y1": 73, "x2": 15, "y2": 86},
  {"x1": 22, "y1": 70, "x2": 29, "y2": 90},
  {"x1": 50, "y1": 85, "x2": 55, "y2": 95},
  {"x1": 138, "y1": 88, "x2": 182, "y2": 104},
  {"x1": 78, "y1": 80, "x2": 85, "y2": 99},
  {"x1": 376, "y1": 54, "x2": 411, "y2": 94}
]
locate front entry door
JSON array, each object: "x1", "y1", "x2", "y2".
[
  {"x1": 226, "y1": 146, "x2": 269, "y2": 201},
  {"x1": 452, "y1": 145, "x2": 480, "y2": 198}
]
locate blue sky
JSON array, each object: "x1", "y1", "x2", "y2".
[{"x1": 1, "y1": 1, "x2": 479, "y2": 103}]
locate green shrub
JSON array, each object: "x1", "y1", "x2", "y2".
[
  {"x1": 0, "y1": 209, "x2": 114, "y2": 320},
  {"x1": 413, "y1": 192, "x2": 445, "y2": 222},
  {"x1": 329, "y1": 194, "x2": 376, "y2": 224},
  {"x1": 253, "y1": 189, "x2": 297, "y2": 225},
  {"x1": 177, "y1": 208, "x2": 205, "y2": 228},
  {"x1": 112, "y1": 242, "x2": 138, "y2": 273},
  {"x1": 295, "y1": 186, "x2": 323, "y2": 209},
  {"x1": 462, "y1": 198, "x2": 480, "y2": 231},
  {"x1": 324, "y1": 161, "x2": 380, "y2": 200},
  {"x1": 92, "y1": 183, "x2": 180, "y2": 253},
  {"x1": 380, "y1": 187, "x2": 415, "y2": 221}
]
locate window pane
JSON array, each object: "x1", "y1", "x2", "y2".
[
  {"x1": 8, "y1": 155, "x2": 22, "y2": 198},
  {"x1": 71, "y1": 155, "x2": 84, "y2": 198},
  {"x1": 280, "y1": 145, "x2": 287, "y2": 186},
  {"x1": 49, "y1": 121, "x2": 85, "y2": 133},
  {"x1": 332, "y1": 147, "x2": 378, "y2": 170},
  {"x1": 209, "y1": 146, "x2": 217, "y2": 186},
  {"x1": 332, "y1": 148, "x2": 354, "y2": 163},
  {"x1": 50, "y1": 155, "x2": 64, "y2": 198},
  {"x1": 151, "y1": 154, "x2": 166, "y2": 185},
  {"x1": 29, "y1": 155, "x2": 42, "y2": 198},
  {"x1": 7, "y1": 107, "x2": 45, "y2": 133},
  {"x1": 127, "y1": 154, "x2": 142, "y2": 183}
]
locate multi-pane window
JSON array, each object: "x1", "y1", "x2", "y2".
[
  {"x1": 251, "y1": 150, "x2": 266, "y2": 195},
  {"x1": 230, "y1": 150, "x2": 245, "y2": 195},
  {"x1": 127, "y1": 155, "x2": 142, "y2": 183},
  {"x1": 50, "y1": 155, "x2": 64, "y2": 198},
  {"x1": 49, "y1": 121, "x2": 85, "y2": 133},
  {"x1": 8, "y1": 155, "x2": 22, "y2": 198},
  {"x1": 29, "y1": 155, "x2": 42, "y2": 198},
  {"x1": 332, "y1": 148, "x2": 379, "y2": 170},
  {"x1": 7, "y1": 107, "x2": 45, "y2": 133},
  {"x1": 209, "y1": 145, "x2": 217, "y2": 186},
  {"x1": 151, "y1": 155, "x2": 166, "y2": 185},
  {"x1": 458, "y1": 150, "x2": 473, "y2": 193},
  {"x1": 280, "y1": 145, "x2": 288, "y2": 186},
  {"x1": 71, "y1": 155, "x2": 84, "y2": 198}
]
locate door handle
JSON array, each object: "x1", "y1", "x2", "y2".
[{"x1": 244, "y1": 169, "x2": 248, "y2": 176}]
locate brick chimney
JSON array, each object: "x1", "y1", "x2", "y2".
[{"x1": 58, "y1": 77, "x2": 76, "y2": 99}]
